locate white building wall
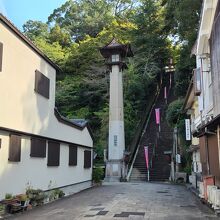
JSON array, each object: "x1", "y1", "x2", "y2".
[
  {"x1": 196, "y1": 0, "x2": 217, "y2": 121},
  {"x1": 0, "y1": 17, "x2": 93, "y2": 199},
  {"x1": 0, "y1": 21, "x2": 93, "y2": 147},
  {"x1": 0, "y1": 131, "x2": 92, "y2": 200}
]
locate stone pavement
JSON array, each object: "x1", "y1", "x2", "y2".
[{"x1": 8, "y1": 182, "x2": 219, "y2": 220}]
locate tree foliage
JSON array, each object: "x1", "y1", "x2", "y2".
[{"x1": 22, "y1": 0, "x2": 202, "y2": 162}]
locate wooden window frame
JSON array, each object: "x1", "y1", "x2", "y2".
[
  {"x1": 34, "y1": 70, "x2": 50, "y2": 99},
  {"x1": 47, "y1": 141, "x2": 60, "y2": 166},
  {"x1": 69, "y1": 145, "x2": 77, "y2": 166},
  {"x1": 30, "y1": 138, "x2": 46, "y2": 158},
  {"x1": 9, "y1": 134, "x2": 21, "y2": 162},
  {"x1": 84, "y1": 150, "x2": 92, "y2": 168}
]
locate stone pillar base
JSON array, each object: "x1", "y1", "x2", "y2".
[{"x1": 104, "y1": 160, "x2": 122, "y2": 182}]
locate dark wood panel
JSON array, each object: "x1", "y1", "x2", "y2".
[
  {"x1": 199, "y1": 136, "x2": 208, "y2": 176},
  {"x1": 84, "y1": 150, "x2": 91, "y2": 168},
  {"x1": 47, "y1": 141, "x2": 60, "y2": 166},
  {"x1": 9, "y1": 134, "x2": 21, "y2": 162},
  {"x1": 34, "y1": 70, "x2": 50, "y2": 99},
  {"x1": 207, "y1": 134, "x2": 220, "y2": 187},
  {"x1": 0, "y1": 42, "x2": 3, "y2": 72},
  {"x1": 30, "y1": 138, "x2": 46, "y2": 158},
  {"x1": 69, "y1": 145, "x2": 77, "y2": 166}
]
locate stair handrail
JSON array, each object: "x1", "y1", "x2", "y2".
[{"x1": 126, "y1": 82, "x2": 162, "y2": 181}]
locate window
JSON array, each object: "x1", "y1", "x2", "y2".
[
  {"x1": 47, "y1": 141, "x2": 60, "y2": 166},
  {"x1": 35, "y1": 70, "x2": 50, "y2": 99},
  {"x1": 69, "y1": 145, "x2": 77, "y2": 166},
  {"x1": 9, "y1": 134, "x2": 21, "y2": 162},
  {"x1": 30, "y1": 138, "x2": 46, "y2": 158},
  {"x1": 84, "y1": 150, "x2": 91, "y2": 168},
  {"x1": 112, "y1": 54, "x2": 120, "y2": 62},
  {"x1": 194, "y1": 68, "x2": 201, "y2": 96},
  {"x1": 0, "y1": 42, "x2": 3, "y2": 72}
]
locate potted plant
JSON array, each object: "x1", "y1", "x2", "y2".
[
  {"x1": 4, "y1": 193, "x2": 12, "y2": 200},
  {"x1": 0, "y1": 204, "x2": 6, "y2": 216}
]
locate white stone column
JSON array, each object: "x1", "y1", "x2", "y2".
[{"x1": 105, "y1": 65, "x2": 125, "y2": 181}]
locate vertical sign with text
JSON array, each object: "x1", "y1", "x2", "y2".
[{"x1": 185, "y1": 119, "x2": 191, "y2": 141}]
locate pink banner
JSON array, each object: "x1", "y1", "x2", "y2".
[
  {"x1": 155, "y1": 108, "x2": 160, "y2": 124},
  {"x1": 144, "y1": 146, "x2": 149, "y2": 169},
  {"x1": 164, "y1": 86, "x2": 167, "y2": 99}
]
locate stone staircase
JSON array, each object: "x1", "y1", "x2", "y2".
[{"x1": 129, "y1": 74, "x2": 175, "y2": 182}]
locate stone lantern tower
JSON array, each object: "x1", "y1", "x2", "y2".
[{"x1": 100, "y1": 38, "x2": 133, "y2": 181}]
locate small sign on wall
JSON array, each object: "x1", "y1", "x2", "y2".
[
  {"x1": 185, "y1": 119, "x2": 191, "y2": 141},
  {"x1": 176, "y1": 154, "x2": 181, "y2": 163}
]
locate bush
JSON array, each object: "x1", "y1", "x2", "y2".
[
  {"x1": 92, "y1": 166, "x2": 104, "y2": 183},
  {"x1": 166, "y1": 99, "x2": 184, "y2": 128},
  {"x1": 26, "y1": 189, "x2": 46, "y2": 206}
]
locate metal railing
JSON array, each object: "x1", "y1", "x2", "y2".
[{"x1": 126, "y1": 83, "x2": 162, "y2": 181}]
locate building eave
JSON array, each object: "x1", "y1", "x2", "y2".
[
  {"x1": 193, "y1": 114, "x2": 220, "y2": 137},
  {"x1": 0, "y1": 13, "x2": 61, "y2": 72},
  {"x1": 54, "y1": 108, "x2": 94, "y2": 141}
]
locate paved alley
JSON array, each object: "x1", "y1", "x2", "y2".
[{"x1": 8, "y1": 182, "x2": 218, "y2": 220}]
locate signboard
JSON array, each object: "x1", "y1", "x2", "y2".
[
  {"x1": 185, "y1": 119, "x2": 191, "y2": 141},
  {"x1": 176, "y1": 154, "x2": 181, "y2": 164}
]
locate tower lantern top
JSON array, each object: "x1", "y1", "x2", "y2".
[{"x1": 100, "y1": 38, "x2": 133, "y2": 69}]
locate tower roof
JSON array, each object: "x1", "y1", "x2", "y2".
[{"x1": 100, "y1": 38, "x2": 133, "y2": 58}]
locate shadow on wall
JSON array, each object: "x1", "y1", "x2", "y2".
[
  {"x1": 21, "y1": 59, "x2": 53, "y2": 137},
  {"x1": 0, "y1": 60, "x2": 54, "y2": 198}
]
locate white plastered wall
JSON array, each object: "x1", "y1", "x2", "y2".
[
  {"x1": 0, "y1": 21, "x2": 93, "y2": 147},
  {"x1": 0, "y1": 131, "x2": 92, "y2": 199},
  {"x1": 196, "y1": 0, "x2": 217, "y2": 120},
  {"x1": 0, "y1": 20, "x2": 93, "y2": 199}
]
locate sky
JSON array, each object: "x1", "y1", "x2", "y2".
[{"x1": 0, "y1": 0, "x2": 67, "y2": 30}]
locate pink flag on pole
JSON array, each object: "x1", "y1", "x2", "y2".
[
  {"x1": 155, "y1": 108, "x2": 160, "y2": 125},
  {"x1": 144, "y1": 146, "x2": 149, "y2": 169},
  {"x1": 164, "y1": 86, "x2": 167, "y2": 99}
]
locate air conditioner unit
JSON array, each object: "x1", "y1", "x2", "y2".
[
  {"x1": 213, "y1": 189, "x2": 220, "y2": 210},
  {"x1": 210, "y1": 187, "x2": 218, "y2": 206},
  {"x1": 207, "y1": 185, "x2": 217, "y2": 204},
  {"x1": 199, "y1": 182, "x2": 204, "y2": 198}
]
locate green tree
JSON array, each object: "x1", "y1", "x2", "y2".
[{"x1": 23, "y1": 20, "x2": 49, "y2": 41}]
